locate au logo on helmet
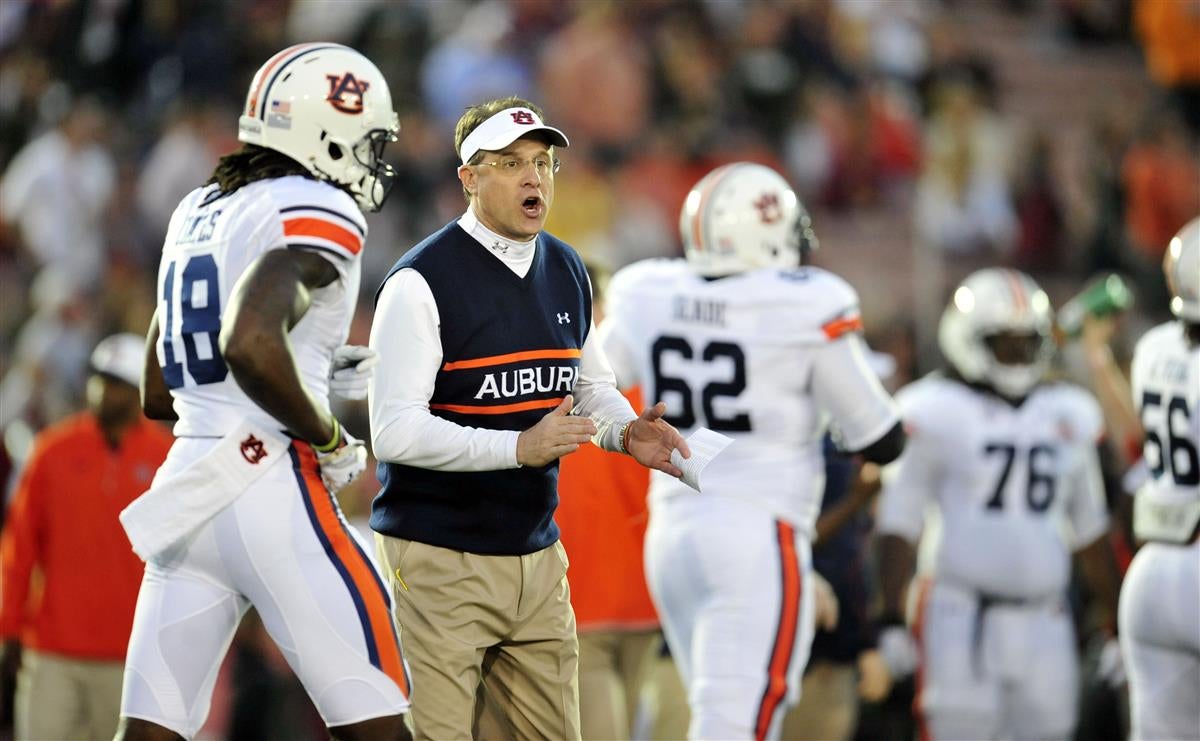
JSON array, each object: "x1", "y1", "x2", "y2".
[
  {"x1": 325, "y1": 72, "x2": 371, "y2": 114},
  {"x1": 753, "y1": 192, "x2": 782, "y2": 224}
]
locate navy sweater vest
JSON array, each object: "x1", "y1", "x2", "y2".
[{"x1": 371, "y1": 222, "x2": 591, "y2": 555}]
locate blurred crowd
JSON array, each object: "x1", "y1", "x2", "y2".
[{"x1": 0, "y1": 0, "x2": 1197, "y2": 739}]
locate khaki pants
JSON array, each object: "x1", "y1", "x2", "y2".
[
  {"x1": 377, "y1": 536, "x2": 580, "y2": 740},
  {"x1": 636, "y1": 649, "x2": 690, "y2": 741},
  {"x1": 577, "y1": 629, "x2": 657, "y2": 740},
  {"x1": 780, "y1": 661, "x2": 858, "y2": 741},
  {"x1": 15, "y1": 649, "x2": 123, "y2": 741}
]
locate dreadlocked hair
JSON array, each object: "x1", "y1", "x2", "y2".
[{"x1": 207, "y1": 144, "x2": 313, "y2": 195}]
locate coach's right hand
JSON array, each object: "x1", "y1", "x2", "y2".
[{"x1": 517, "y1": 395, "x2": 597, "y2": 467}]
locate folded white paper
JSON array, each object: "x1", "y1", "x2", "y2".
[{"x1": 670, "y1": 427, "x2": 734, "y2": 492}]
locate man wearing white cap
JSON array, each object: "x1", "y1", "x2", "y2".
[
  {"x1": 0, "y1": 334, "x2": 174, "y2": 741},
  {"x1": 368, "y1": 96, "x2": 690, "y2": 739}
]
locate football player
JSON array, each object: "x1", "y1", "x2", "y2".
[
  {"x1": 598, "y1": 162, "x2": 906, "y2": 739},
  {"x1": 1120, "y1": 216, "x2": 1199, "y2": 740},
  {"x1": 875, "y1": 268, "x2": 1122, "y2": 740},
  {"x1": 117, "y1": 44, "x2": 411, "y2": 741}
]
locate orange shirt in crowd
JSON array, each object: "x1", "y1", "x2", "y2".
[
  {"x1": 1121, "y1": 141, "x2": 1200, "y2": 259},
  {"x1": 556, "y1": 387, "x2": 657, "y2": 632},
  {"x1": 1135, "y1": 0, "x2": 1200, "y2": 87},
  {"x1": 0, "y1": 412, "x2": 173, "y2": 660}
]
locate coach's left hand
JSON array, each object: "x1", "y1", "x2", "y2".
[{"x1": 627, "y1": 401, "x2": 691, "y2": 477}]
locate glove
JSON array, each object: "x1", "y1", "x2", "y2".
[
  {"x1": 878, "y1": 625, "x2": 919, "y2": 679},
  {"x1": 329, "y1": 345, "x2": 380, "y2": 401},
  {"x1": 1096, "y1": 636, "x2": 1125, "y2": 688},
  {"x1": 317, "y1": 425, "x2": 368, "y2": 494}
]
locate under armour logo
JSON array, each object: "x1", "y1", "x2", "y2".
[
  {"x1": 557, "y1": 312, "x2": 571, "y2": 324},
  {"x1": 754, "y1": 192, "x2": 782, "y2": 224},
  {"x1": 491, "y1": 240, "x2": 509, "y2": 254},
  {"x1": 511, "y1": 110, "x2": 535, "y2": 125},
  {"x1": 325, "y1": 72, "x2": 371, "y2": 114},
  {"x1": 240, "y1": 434, "x2": 268, "y2": 465}
]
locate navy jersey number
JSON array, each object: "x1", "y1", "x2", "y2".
[
  {"x1": 983, "y1": 442, "x2": 1058, "y2": 512},
  {"x1": 651, "y1": 335, "x2": 751, "y2": 432},
  {"x1": 160, "y1": 254, "x2": 227, "y2": 388},
  {"x1": 1141, "y1": 391, "x2": 1200, "y2": 486}
]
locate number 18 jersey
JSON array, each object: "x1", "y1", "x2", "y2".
[
  {"x1": 155, "y1": 175, "x2": 365, "y2": 437},
  {"x1": 600, "y1": 259, "x2": 899, "y2": 535}
]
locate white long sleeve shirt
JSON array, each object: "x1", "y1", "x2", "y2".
[{"x1": 368, "y1": 207, "x2": 636, "y2": 471}]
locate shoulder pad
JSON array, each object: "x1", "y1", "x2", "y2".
[
  {"x1": 895, "y1": 374, "x2": 962, "y2": 442},
  {"x1": 1039, "y1": 383, "x2": 1104, "y2": 444},
  {"x1": 760, "y1": 266, "x2": 862, "y2": 342},
  {"x1": 608, "y1": 258, "x2": 689, "y2": 298},
  {"x1": 269, "y1": 176, "x2": 366, "y2": 259}
]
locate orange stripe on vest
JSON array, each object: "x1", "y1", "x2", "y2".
[
  {"x1": 430, "y1": 397, "x2": 565, "y2": 415},
  {"x1": 441, "y1": 348, "x2": 581, "y2": 372}
]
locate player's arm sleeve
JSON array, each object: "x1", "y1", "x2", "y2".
[
  {"x1": 875, "y1": 390, "x2": 940, "y2": 543},
  {"x1": 810, "y1": 332, "x2": 902, "y2": 456},
  {"x1": 594, "y1": 316, "x2": 640, "y2": 390},
  {"x1": 1060, "y1": 390, "x2": 1110, "y2": 548},
  {"x1": 369, "y1": 269, "x2": 521, "y2": 470},
  {"x1": 571, "y1": 322, "x2": 638, "y2": 453},
  {"x1": 1066, "y1": 443, "x2": 1111, "y2": 549},
  {"x1": 268, "y1": 188, "x2": 368, "y2": 284},
  {"x1": 876, "y1": 444, "x2": 937, "y2": 544},
  {"x1": 0, "y1": 447, "x2": 45, "y2": 639}
]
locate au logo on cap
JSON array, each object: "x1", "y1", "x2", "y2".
[
  {"x1": 326, "y1": 72, "x2": 370, "y2": 114},
  {"x1": 511, "y1": 110, "x2": 535, "y2": 125}
]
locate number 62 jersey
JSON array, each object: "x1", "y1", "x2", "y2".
[
  {"x1": 155, "y1": 175, "x2": 365, "y2": 437},
  {"x1": 598, "y1": 258, "x2": 899, "y2": 536},
  {"x1": 876, "y1": 375, "x2": 1109, "y2": 600}
]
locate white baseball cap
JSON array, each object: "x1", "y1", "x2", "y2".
[
  {"x1": 90, "y1": 333, "x2": 145, "y2": 388},
  {"x1": 458, "y1": 107, "x2": 569, "y2": 164}
]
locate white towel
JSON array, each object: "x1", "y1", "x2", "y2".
[{"x1": 120, "y1": 420, "x2": 291, "y2": 561}]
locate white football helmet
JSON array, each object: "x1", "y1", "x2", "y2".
[
  {"x1": 680, "y1": 162, "x2": 817, "y2": 277},
  {"x1": 938, "y1": 268, "x2": 1054, "y2": 399},
  {"x1": 237, "y1": 43, "x2": 400, "y2": 211},
  {"x1": 1164, "y1": 216, "x2": 1200, "y2": 321}
]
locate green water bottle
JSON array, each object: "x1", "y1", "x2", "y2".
[{"x1": 1058, "y1": 273, "x2": 1134, "y2": 338}]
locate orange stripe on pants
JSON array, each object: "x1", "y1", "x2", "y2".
[
  {"x1": 754, "y1": 520, "x2": 802, "y2": 741},
  {"x1": 912, "y1": 577, "x2": 934, "y2": 741},
  {"x1": 292, "y1": 443, "x2": 409, "y2": 697}
]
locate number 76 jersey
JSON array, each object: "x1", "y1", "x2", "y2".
[
  {"x1": 155, "y1": 175, "x2": 365, "y2": 438},
  {"x1": 876, "y1": 375, "x2": 1109, "y2": 599},
  {"x1": 598, "y1": 258, "x2": 899, "y2": 535}
]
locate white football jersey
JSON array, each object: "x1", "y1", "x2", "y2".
[
  {"x1": 1130, "y1": 321, "x2": 1200, "y2": 511},
  {"x1": 877, "y1": 375, "x2": 1109, "y2": 600},
  {"x1": 600, "y1": 259, "x2": 898, "y2": 534},
  {"x1": 155, "y1": 175, "x2": 364, "y2": 437}
]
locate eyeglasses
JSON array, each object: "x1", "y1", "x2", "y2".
[{"x1": 475, "y1": 155, "x2": 561, "y2": 177}]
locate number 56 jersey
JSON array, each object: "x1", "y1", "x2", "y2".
[
  {"x1": 877, "y1": 376, "x2": 1109, "y2": 600},
  {"x1": 599, "y1": 259, "x2": 899, "y2": 535},
  {"x1": 1130, "y1": 321, "x2": 1200, "y2": 521},
  {"x1": 155, "y1": 175, "x2": 365, "y2": 437}
]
